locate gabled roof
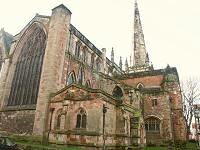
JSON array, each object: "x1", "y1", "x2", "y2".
[{"x1": 50, "y1": 83, "x2": 118, "y2": 104}]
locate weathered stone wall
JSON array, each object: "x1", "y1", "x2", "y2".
[
  {"x1": 143, "y1": 92, "x2": 172, "y2": 144},
  {"x1": 46, "y1": 85, "x2": 136, "y2": 148},
  {"x1": 164, "y1": 73, "x2": 187, "y2": 142},
  {"x1": 60, "y1": 55, "x2": 123, "y2": 97},
  {"x1": 122, "y1": 73, "x2": 172, "y2": 143},
  {"x1": 121, "y1": 75, "x2": 164, "y2": 88},
  {"x1": 33, "y1": 5, "x2": 72, "y2": 136},
  {"x1": 0, "y1": 110, "x2": 35, "y2": 134},
  {"x1": 48, "y1": 89, "x2": 118, "y2": 147}
]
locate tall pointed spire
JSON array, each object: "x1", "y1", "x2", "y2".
[{"x1": 133, "y1": 0, "x2": 150, "y2": 70}]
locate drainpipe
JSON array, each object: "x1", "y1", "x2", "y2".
[{"x1": 103, "y1": 104, "x2": 108, "y2": 150}]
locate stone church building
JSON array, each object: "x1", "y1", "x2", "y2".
[{"x1": 0, "y1": 1, "x2": 186, "y2": 149}]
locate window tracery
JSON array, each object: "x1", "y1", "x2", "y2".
[
  {"x1": 75, "y1": 41, "x2": 81, "y2": 58},
  {"x1": 67, "y1": 71, "x2": 76, "y2": 85},
  {"x1": 8, "y1": 24, "x2": 46, "y2": 106},
  {"x1": 113, "y1": 86, "x2": 123, "y2": 100},
  {"x1": 77, "y1": 66, "x2": 84, "y2": 85},
  {"x1": 76, "y1": 108, "x2": 86, "y2": 129},
  {"x1": 145, "y1": 117, "x2": 160, "y2": 132}
]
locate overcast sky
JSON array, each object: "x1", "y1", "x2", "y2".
[{"x1": 0, "y1": 0, "x2": 200, "y2": 80}]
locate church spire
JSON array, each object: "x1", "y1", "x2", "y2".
[{"x1": 133, "y1": 0, "x2": 150, "y2": 69}]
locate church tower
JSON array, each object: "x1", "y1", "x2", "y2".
[{"x1": 131, "y1": 0, "x2": 152, "y2": 72}]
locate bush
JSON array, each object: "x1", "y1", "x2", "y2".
[{"x1": 188, "y1": 139, "x2": 196, "y2": 143}]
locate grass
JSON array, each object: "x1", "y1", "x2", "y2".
[
  {"x1": 143, "y1": 142, "x2": 197, "y2": 150},
  {"x1": 145, "y1": 148, "x2": 166, "y2": 150},
  {"x1": 16, "y1": 141, "x2": 81, "y2": 150},
  {"x1": 15, "y1": 140, "x2": 198, "y2": 150}
]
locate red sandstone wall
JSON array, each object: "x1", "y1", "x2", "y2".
[{"x1": 121, "y1": 75, "x2": 164, "y2": 87}]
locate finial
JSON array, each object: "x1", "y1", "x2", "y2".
[
  {"x1": 111, "y1": 47, "x2": 114, "y2": 63},
  {"x1": 145, "y1": 53, "x2": 149, "y2": 64},
  {"x1": 130, "y1": 55, "x2": 132, "y2": 67},
  {"x1": 125, "y1": 58, "x2": 129, "y2": 72},
  {"x1": 119, "y1": 56, "x2": 123, "y2": 69}
]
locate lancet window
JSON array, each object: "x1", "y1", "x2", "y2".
[{"x1": 76, "y1": 108, "x2": 87, "y2": 129}]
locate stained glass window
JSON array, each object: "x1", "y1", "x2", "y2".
[{"x1": 7, "y1": 24, "x2": 46, "y2": 106}]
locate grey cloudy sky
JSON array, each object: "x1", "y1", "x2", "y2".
[{"x1": 0, "y1": 0, "x2": 200, "y2": 80}]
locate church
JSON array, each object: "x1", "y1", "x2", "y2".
[{"x1": 0, "y1": 1, "x2": 187, "y2": 149}]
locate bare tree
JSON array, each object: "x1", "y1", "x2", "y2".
[{"x1": 182, "y1": 77, "x2": 200, "y2": 138}]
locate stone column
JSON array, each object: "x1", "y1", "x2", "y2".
[
  {"x1": 0, "y1": 58, "x2": 10, "y2": 109},
  {"x1": 33, "y1": 4, "x2": 71, "y2": 136},
  {"x1": 0, "y1": 41, "x2": 17, "y2": 109}
]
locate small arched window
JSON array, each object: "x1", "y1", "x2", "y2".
[
  {"x1": 76, "y1": 108, "x2": 87, "y2": 129},
  {"x1": 145, "y1": 117, "x2": 160, "y2": 132},
  {"x1": 91, "y1": 54, "x2": 95, "y2": 69},
  {"x1": 137, "y1": 83, "x2": 144, "y2": 90},
  {"x1": 96, "y1": 58, "x2": 101, "y2": 72},
  {"x1": 75, "y1": 41, "x2": 81, "y2": 58},
  {"x1": 67, "y1": 71, "x2": 76, "y2": 85},
  {"x1": 112, "y1": 86, "x2": 123, "y2": 100},
  {"x1": 85, "y1": 80, "x2": 91, "y2": 88},
  {"x1": 56, "y1": 114, "x2": 62, "y2": 129},
  {"x1": 82, "y1": 47, "x2": 87, "y2": 62},
  {"x1": 77, "y1": 66, "x2": 84, "y2": 85}
]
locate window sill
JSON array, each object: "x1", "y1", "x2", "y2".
[{"x1": 1, "y1": 105, "x2": 36, "y2": 112}]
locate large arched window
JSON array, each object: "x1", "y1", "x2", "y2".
[
  {"x1": 8, "y1": 24, "x2": 46, "y2": 106},
  {"x1": 67, "y1": 71, "x2": 76, "y2": 85},
  {"x1": 77, "y1": 66, "x2": 84, "y2": 85},
  {"x1": 145, "y1": 117, "x2": 160, "y2": 132},
  {"x1": 76, "y1": 108, "x2": 87, "y2": 129},
  {"x1": 113, "y1": 86, "x2": 123, "y2": 100}
]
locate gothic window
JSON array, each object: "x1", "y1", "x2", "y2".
[
  {"x1": 76, "y1": 108, "x2": 87, "y2": 129},
  {"x1": 152, "y1": 98, "x2": 158, "y2": 107},
  {"x1": 75, "y1": 41, "x2": 81, "y2": 58},
  {"x1": 82, "y1": 47, "x2": 87, "y2": 62},
  {"x1": 85, "y1": 80, "x2": 91, "y2": 88},
  {"x1": 77, "y1": 66, "x2": 84, "y2": 85},
  {"x1": 56, "y1": 114, "x2": 62, "y2": 129},
  {"x1": 91, "y1": 54, "x2": 95, "y2": 69},
  {"x1": 7, "y1": 24, "x2": 46, "y2": 106},
  {"x1": 136, "y1": 83, "x2": 144, "y2": 90},
  {"x1": 67, "y1": 71, "x2": 76, "y2": 85},
  {"x1": 145, "y1": 117, "x2": 160, "y2": 132},
  {"x1": 113, "y1": 86, "x2": 123, "y2": 100},
  {"x1": 96, "y1": 58, "x2": 101, "y2": 72}
]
